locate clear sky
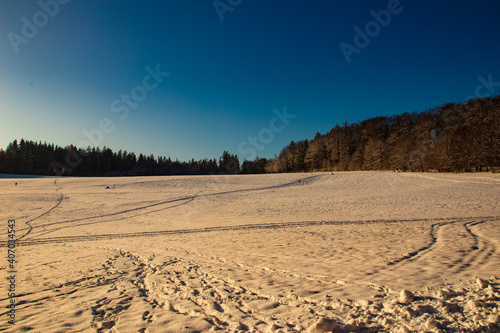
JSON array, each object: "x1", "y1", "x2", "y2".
[{"x1": 1, "y1": 1, "x2": 499, "y2": 162}]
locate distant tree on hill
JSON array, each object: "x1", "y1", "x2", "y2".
[
  {"x1": 219, "y1": 151, "x2": 240, "y2": 174},
  {"x1": 241, "y1": 157, "x2": 268, "y2": 174}
]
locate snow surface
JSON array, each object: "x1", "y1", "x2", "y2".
[{"x1": 0, "y1": 171, "x2": 499, "y2": 332}]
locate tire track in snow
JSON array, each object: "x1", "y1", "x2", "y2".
[
  {"x1": 385, "y1": 218, "x2": 499, "y2": 276},
  {"x1": 26, "y1": 175, "x2": 323, "y2": 232},
  {"x1": 406, "y1": 173, "x2": 500, "y2": 184},
  {"x1": 29, "y1": 194, "x2": 198, "y2": 240},
  {"x1": 384, "y1": 220, "x2": 457, "y2": 266},
  {"x1": 3, "y1": 216, "x2": 498, "y2": 247},
  {"x1": 17, "y1": 185, "x2": 63, "y2": 240},
  {"x1": 448, "y1": 220, "x2": 498, "y2": 274}
]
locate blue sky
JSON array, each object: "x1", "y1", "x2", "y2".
[{"x1": 1, "y1": 1, "x2": 499, "y2": 162}]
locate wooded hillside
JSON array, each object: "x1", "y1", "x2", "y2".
[{"x1": 261, "y1": 96, "x2": 499, "y2": 173}]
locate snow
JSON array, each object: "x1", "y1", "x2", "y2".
[{"x1": 1, "y1": 171, "x2": 499, "y2": 332}]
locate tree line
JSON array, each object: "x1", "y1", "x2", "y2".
[
  {"x1": 261, "y1": 96, "x2": 499, "y2": 173},
  {"x1": 0, "y1": 141, "x2": 240, "y2": 176},
  {"x1": 0, "y1": 96, "x2": 498, "y2": 176}
]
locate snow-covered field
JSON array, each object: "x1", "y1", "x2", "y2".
[{"x1": 1, "y1": 171, "x2": 499, "y2": 332}]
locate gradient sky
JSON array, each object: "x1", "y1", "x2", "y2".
[{"x1": 1, "y1": 1, "x2": 499, "y2": 162}]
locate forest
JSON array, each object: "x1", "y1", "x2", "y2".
[{"x1": 1, "y1": 95, "x2": 499, "y2": 176}]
